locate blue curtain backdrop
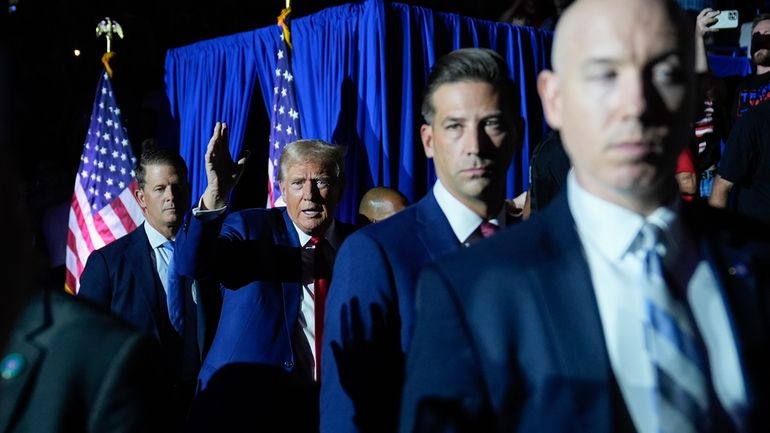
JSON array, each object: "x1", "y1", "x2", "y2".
[{"x1": 165, "y1": 0, "x2": 553, "y2": 223}]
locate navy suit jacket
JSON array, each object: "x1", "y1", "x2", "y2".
[
  {"x1": 399, "y1": 194, "x2": 770, "y2": 433},
  {"x1": 0, "y1": 289, "x2": 172, "y2": 433},
  {"x1": 321, "y1": 191, "x2": 463, "y2": 433},
  {"x1": 78, "y1": 224, "x2": 204, "y2": 389},
  {"x1": 175, "y1": 206, "x2": 355, "y2": 433}
]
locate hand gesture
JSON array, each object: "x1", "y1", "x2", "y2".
[
  {"x1": 697, "y1": 8, "x2": 720, "y2": 38},
  {"x1": 202, "y1": 122, "x2": 249, "y2": 210}
]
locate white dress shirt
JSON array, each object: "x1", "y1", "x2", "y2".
[
  {"x1": 432, "y1": 180, "x2": 505, "y2": 245},
  {"x1": 292, "y1": 220, "x2": 341, "y2": 380},
  {"x1": 567, "y1": 173, "x2": 748, "y2": 433}
]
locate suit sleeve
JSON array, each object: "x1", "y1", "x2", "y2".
[
  {"x1": 174, "y1": 210, "x2": 227, "y2": 280},
  {"x1": 175, "y1": 210, "x2": 301, "y2": 286},
  {"x1": 320, "y1": 232, "x2": 404, "y2": 433},
  {"x1": 77, "y1": 251, "x2": 112, "y2": 308},
  {"x1": 87, "y1": 332, "x2": 173, "y2": 433},
  {"x1": 399, "y1": 264, "x2": 492, "y2": 433}
]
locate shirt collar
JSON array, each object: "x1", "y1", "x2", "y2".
[
  {"x1": 144, "y1": 222, "x2": 172, "y2": 249},
  {"x1": 292, "y1": 219, "x2": 340, "y2": 250},
  {"x1": 567, "y1": 172, "x2": 681, "y2": 262},
  {"x1": 432, "y1": 180, "x2": 505, "y2": 243}
]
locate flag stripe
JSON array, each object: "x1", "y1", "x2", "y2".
[
  {"x1": 93, "y1": 213, "x2": 117, "y2": 245},
  {"x1": 65, "y1": 69, "x2": 144, "y2": 294},
  {"x1": 116, "y1": 181, "x2": 142, "y2": 231},
  {"x1": 71, "y1": 187, "x2": 97, "y2": 253},
  {"x1": 67, "y1": 208, "x2": 90, "y2": 274}
]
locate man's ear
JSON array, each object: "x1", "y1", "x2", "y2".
[
  {"x1": 537, "y1": 70, "x2": 563, "y2": 130},
  {"x1": 134, "y1": 188, "x2": 148, "y2": 212},
  {"x1": 420, "y1": 123, "x2": 434, "y2": 159}
]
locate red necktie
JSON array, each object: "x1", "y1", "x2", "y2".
[
  {"x1": 479, "y1": 220, "x2": 499, "y2": 238},
  {"x1": 310, "y1": 235, "x2": 329, "y2": 382}
]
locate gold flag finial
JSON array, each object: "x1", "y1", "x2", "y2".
[{"x1": 96, "y1": 17, "x2": 124, "y2": 54}]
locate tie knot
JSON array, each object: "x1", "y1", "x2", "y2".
[
  {"x1": 163, "y1": 239, "x2": 175, "y2": 253},
  {"x1": 479, "y1": 220, "x2": 499, "y2": 239},
  {"x1": 633, "y1": 222, "x2": 667, "y2": 258},
  {"x1": 309, "y1": 235, "x2": 324, "y2": 247}
]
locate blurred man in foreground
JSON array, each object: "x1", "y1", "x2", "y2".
[{"x1": 400, "y1": 1, "x2": 770, "y2": 432}]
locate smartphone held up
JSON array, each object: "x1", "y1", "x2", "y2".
[{"x1": 711, "y1": 10, "x2": 739, "y2": 29}]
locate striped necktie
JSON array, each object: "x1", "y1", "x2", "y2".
[{"x1": 638, "y1": 223, "x2": 712, "y2": 433}]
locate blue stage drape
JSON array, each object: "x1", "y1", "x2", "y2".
[{"x1": 165, "y1": 0, "x2": 553, "y2": 223}]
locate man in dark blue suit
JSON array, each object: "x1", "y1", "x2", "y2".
[
  {"x1": 78, "y1": 148, "x2": 205, "y2": 427},
  {"x1": 400, "y1": 1, "x2": 770, "y2": 432},
  {"x1": 175, "y1": 124, "x2": 355, "y2": 432},
  {"x1": 321, "y1": 48, "x2": 522, "y2": 433}
]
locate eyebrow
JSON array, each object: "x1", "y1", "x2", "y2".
[
  {"x1": 441, "y1": 116, "x2": 466, "y2": 124},
  {"x1": 581, "y1": 50, "x2": 682, "y2": 69},
  {"x1": 442, "y1": 112, "x2": 503, "y2": 124}
]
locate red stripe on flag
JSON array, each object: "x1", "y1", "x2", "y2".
[
  {"x1": 111, "y1": 194, "x2": 138, "y2": 234},
  {"x1": 66, "y1": 227, "x2": 85, "y2": 276},
  {"x1": 65, "y1": 227, "x2": 84, "y2": 294},
  {"x1": 64, "y1": 270, "x2": 77, "y2": 295},
  {"x1": 93, "y1": 212, "x2": 116, "y2": 245},
  {"x1": 70, "y1": 192, "x2": 96, "y2": 254}
]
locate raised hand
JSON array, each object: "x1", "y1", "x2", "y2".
[
  {"x1": 697, "y1": 8, "x2": 720, "y2": 38},
  {"x1": 202, "y1": 122, "x2": 249, "y2": 210}
]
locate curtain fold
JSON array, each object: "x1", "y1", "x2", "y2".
[
  {"x1": 164, "y1": 0, "x2": 554, "y2": 223},
  {"x1": 164, "y1": 32, "x2": 260, "y2": 203}
]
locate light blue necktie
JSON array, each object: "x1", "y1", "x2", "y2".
[
  {"x1": 639, "y1": 223, "x2": 712, "y2": 433},
  {"x1": 162, "y1": 240, "x2": 185, "y2": 336}
]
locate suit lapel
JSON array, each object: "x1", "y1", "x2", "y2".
[
  {"x1": 414, "y1": 191, "x2": 461, "y2": 261},
  {"x1": 0, "y1": 292, "x2": 48, "y2": 433},
  {"x1": 529, "y1": 196, "x2": 633, "y2": 431},
  {"x1": 124, "y1": 225, "x2": 163, "y2": 341},
  {"x1": 535, "y1": 197, "x2": 612, "y2": 382}
]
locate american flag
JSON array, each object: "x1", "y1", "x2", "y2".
[
  {"x1": 267, "y1": 8, "x2": 302, "y2": 208},
  {"x1": 64, "y1": 69, "x2": 144, "y2": 294}
]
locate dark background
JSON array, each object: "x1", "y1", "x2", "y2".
[
  {"x1": 0, "y1": 0, "x2": 522, "y2": 219},
  {"x1": 0, "y1": 0, "x2": 764, "y2": 276}
]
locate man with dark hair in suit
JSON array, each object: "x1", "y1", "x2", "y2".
[
  {"x1": 78, "y1": 148, "x2": 205, "y2": 425},
  {"x1": 321, "y1": 47, "x2": 522, "y2": 433},
  {"x1": 176, "y1": 124, "x2": 356, "y2": 432},
  {"x1": 400, "y1": 1, "x2": 770, "y2": 432}
]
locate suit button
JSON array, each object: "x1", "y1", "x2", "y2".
[{"x1": 283, "y1": 361, "x2": 294, "y2": 370}]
